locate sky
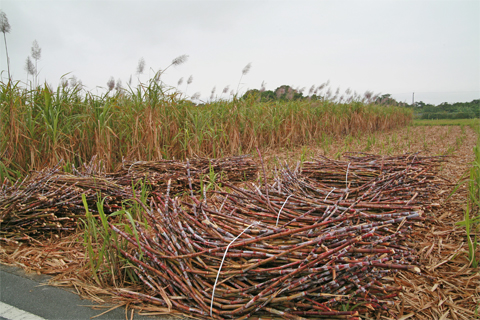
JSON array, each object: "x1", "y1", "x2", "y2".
[{"x1": 1, "y1": 0, "x2": 479, "y2": 105}]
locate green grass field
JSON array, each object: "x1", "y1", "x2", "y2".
[{"x1": 413, "y1": 118, "x2": 479, "y2": 127}]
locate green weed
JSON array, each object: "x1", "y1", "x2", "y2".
[{"x1": 450, "y1": 135, "x2": 480, "y2": 268}]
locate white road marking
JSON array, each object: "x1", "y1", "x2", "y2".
[{"x1": 0, "y1": 301, "x2": 46, "y2": 320}]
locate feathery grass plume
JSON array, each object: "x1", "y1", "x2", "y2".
[
  {"x1": 242, "y1": 63, "x2": 251, "y2": 75},
  {"x1": 70, "y1": 76, "x2": 77, "y2": 87},
  {"x1": 24, "y1": 56, "x2": 35, "y2": 86},
  {"x1": 260, "y1": 81, "x2": 266, "y2": 92},
  {"x1": 153, "y1": 69, "x2": 162, "y2": 83},
  {"x1": 325, "y1": 88, "x2": 332, "y2": 100},
  {"x1": 276, "y1": 87, "x2": 285, "y2": 99},
  {"x1": 69, "y1": 75, "x2": 79, "y2": 88},
  {"x1": 191, "y1": 92, "x2": 201, "y2": 100},
  {"x1": 222, "y1": 85, "x2": 229, "y2": 94},
  {"x1": 115, "y1": 78, "x2": 122, "y2": 91},
  {"x1": 333, "y1": 87, "x2": 340, "y2": 101},
  {"x1": 237, "y1": 62, "x2": 252, "y2": 94},
  {"x1": 171, "y1": 54, "x2": 189, "y2": 67},
  {"x1": 309, "y1": 85, "x2": 315, "y2": 95},
  {"x1": 177, "y1": 77, "x2": 184, "y2": 87},
  {"x1": 364, "y1": 91, "x2": 373, "y2": 100},
  {"x1": 31, "y1": 40, "x2": 42, "y2": 87},
  {"x1": 185, "y1": 75, "x2": 193, "y2": 95},
  {"x1": 286, "y1": 87, "x2": 294, "y2": 100},
  {"x1": 210, "y1": 86, "x2": 216, "y2": 101},
  {"x1": 155, "y1": 55, "x2": 189, "y2": 82},
  {"x1": 136, "y1": 58, "x2": 145, "y2": 86},
  {"x1": 136, "y1": 58, "x2": 145, "y2": 75},
  {"x1": 61, "y1": 78, "x2": 68, "y2": 88},
  {"x1": 107, "y1": 77, "x2": 115, "y2": 91},
  {"x1": 0, "y1": 10, "x2": 11, "y2": 81}
]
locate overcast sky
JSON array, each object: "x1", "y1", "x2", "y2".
[{"x1": 1, "y1": 0, "x2": 479, "y2": 105}]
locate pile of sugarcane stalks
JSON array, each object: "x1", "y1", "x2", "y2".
[
  {"x1": 110, "y1": 152, "x2": 447, "y2": 319},
  {"x1": 281, "y1": 152, "x2": 447, "y2": 208},
  {"x1": 110, "y1": 155, "x2": 258, "y2": 192},
  {"x1": 0, "y1": 164, "x2": 131, "y2": 242},
  {"x1": 0, "y1": 155, "x2": 258, "y2": 242}
]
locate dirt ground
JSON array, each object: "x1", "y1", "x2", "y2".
[{"x1": 1, "y1": 125, "x2": 479, "y2": 319}]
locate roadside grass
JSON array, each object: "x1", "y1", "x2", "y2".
[
  {"x1": 413, "y1": 118, "x2": 479, "y2": 127},
  {"x1": 80, "y1": 180, "x2": 152, "y2": 287}
]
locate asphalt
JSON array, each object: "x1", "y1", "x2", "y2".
[{"x1": 0, "y1": 264, "x2": 178, "y2": 320}]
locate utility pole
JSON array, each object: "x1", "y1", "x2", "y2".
[{"x1": 412, "y1": 92, "x2": 415, "y2": 107}]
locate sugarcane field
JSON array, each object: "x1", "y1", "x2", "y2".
[
  {"x1": 1, "y1": 5, "x2": 479, "y2": 317},
  {"x1": 1, "y1": 122, "x2": 479, "y2": 319}
]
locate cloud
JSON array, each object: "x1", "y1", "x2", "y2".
[{"x1": 1, "y1": 0, "x2": 478, "y2": 104}]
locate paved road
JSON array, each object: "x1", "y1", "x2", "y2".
[{"x1": 0, "y1": 264, "x2": 178, "y2": 320}]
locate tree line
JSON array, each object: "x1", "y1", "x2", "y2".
[
  {"x1": 414, "y1": 100, "x2": 479, "y2": 119},
  {"x1": 242, "y1": 85, "x2": 479, "y2": 120}
]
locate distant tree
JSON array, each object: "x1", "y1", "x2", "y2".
[
  {"x1": 242, "y1": 89, "x2": 261, "y2": 101},
  {"x1": 0, "y1": 10, "x2": 11, "y2": 81},
  {"x1": 260, "y1": 90, "x2": 276, "y2": 101},
  {"x1": 273, "y1": 85, "x2": 304, "y2": 101},
  {"x1": 416, "y1": 99, "x2": 479, "y2": 119},
  {"x1": 242, "y1": 85, "x2": 307, "y2": 102},
  {"x1": 415, "y1": 101, "x2": 426, "y2": 108},
  {"x1": 375, "y1": 94, "x2": 403, "y2": 106}
]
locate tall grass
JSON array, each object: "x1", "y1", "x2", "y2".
[
  {"x1": 413, "y1": 118, "x2": 480, "y2": 127},
  {"x1": 0, "y1": 78, "x2": 412, "y2": 180}
]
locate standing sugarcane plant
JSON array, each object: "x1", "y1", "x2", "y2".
[
  {"x1": 0, "y1": 10, "x2": 11, "y2": 81},
  {"x1": 24, "y1": 56, "x2": 36, "y2": 89},
  {"x1": 31, "y1": 40, "x2": 42, "y2": 88}
]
